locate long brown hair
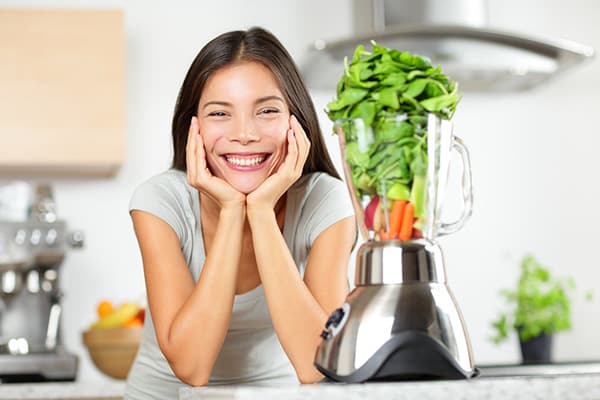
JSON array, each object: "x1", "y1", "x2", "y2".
[{"x1": 171, "y1": 27, "x2": 340, "y2": 180}]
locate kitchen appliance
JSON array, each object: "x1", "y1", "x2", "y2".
[
  {"x1": 303, "y1": 0, "x2": 594, "y2": 91},
  {"x1": 0, "y1": 184, "x2": 83, "y2": 382},
  {"x1": 314, "y1": 114, "x2": 477, "y2": 382}
]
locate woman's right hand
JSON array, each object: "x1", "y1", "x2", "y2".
[{"x1": 186, "y1": 116, "x2": 246, "y2": 211}]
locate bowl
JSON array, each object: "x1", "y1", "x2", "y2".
[{"x1": 82, "y1": 327, "x2": 142, "y2": 379}]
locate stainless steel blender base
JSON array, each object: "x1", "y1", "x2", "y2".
[{"x1": 314, "y1": 239, "x2": 477, "y2": 382}]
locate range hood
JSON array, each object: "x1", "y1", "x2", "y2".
[{"x1": 302, "y1": 0, "x2": 594, "y2": 91}]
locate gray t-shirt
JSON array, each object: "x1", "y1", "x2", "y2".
[{"x1": 124, "y1": 169, "x2": 354, "y2": 400}]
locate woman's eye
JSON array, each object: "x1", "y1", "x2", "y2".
[
  {"x1": 259, "y1": 108, "x2": 280, "y2": 115},
  {"x1": 208, "y1": 111, "x2": 227, "y2": 117}
]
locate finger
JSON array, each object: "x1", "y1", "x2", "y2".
[
  {"x1": 195, "y1": 130, "x2": 210, "y2": 179},
  {"x1": 285, "y1": 128, "x2": 301, "y2": 176},
  {"x1": 290, "y1": 115, "x2": 309, "y2": 144},
  {"x1": 186, "y1": 117, "x2": 198, "y2": 183},
  {"x1": 290, "y1": 115, "x2": 309, "y2": 159},
  {"x1": 290, "y1": 115, "x2": 308, "y2": 171},
  {"x1": 275, "y1": 128, "x2": 295, "y2": 174},
  {"x1": 287, "y1": 128, "x2": 298, "y2": 161}
]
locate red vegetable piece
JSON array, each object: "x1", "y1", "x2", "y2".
[{"x1": 364, "y1": 196, "x2": 380, "y2": 230}]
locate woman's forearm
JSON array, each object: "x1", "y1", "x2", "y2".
[
  {"x1": 247, "y1": 207, "x2": 328, "y2": 383},
  {"x1": 166, "y1": 206, "x2": 245, "y2": 385}
]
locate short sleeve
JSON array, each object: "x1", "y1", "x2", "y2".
[
  {"x1": 303, "y1": 174, "x2": 355, "y2": 247},
  {"x1": 128, "y1": 171, "x2": 189, "y2": 243}
]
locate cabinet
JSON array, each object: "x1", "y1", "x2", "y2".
[{"x1": 0, "y1": 9, "x2": 125, "y2": 177}]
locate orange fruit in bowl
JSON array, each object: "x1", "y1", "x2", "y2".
[
  {"x1": 123, "y1": 317, "x2": 143, "y2": 328},
  {"x1": 97, "y1": 300, "x2": 114, "y2": 318},
  {"x1": 135, "y1": 308, "x2": 145, "y2": 323}
]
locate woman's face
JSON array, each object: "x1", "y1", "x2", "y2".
[{"x1": 197, "y1": 61, "x2": 290, "y2": 194}]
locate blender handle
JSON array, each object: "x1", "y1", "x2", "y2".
[{"x1": 438, "y1": 136, "x2": 473, "y2": 236}]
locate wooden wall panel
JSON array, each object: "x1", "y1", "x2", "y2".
[{"x1": 0, "y1": 9, "x2": 125, "y2": 177}]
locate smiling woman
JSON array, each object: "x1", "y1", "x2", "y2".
[
  {"x1": 197, "y1": 62, "x2": 289, "y2": 194},
  {"x1": 125, "y1": 27, "x2": 356, "y2": 400}
]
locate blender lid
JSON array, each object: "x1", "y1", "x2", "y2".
[{"x1": 302, "y1": 0, "x2": 594, "y2": 91}]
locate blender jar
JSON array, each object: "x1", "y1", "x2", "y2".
[{"x1": 336, "y1": 113, "x2": 473, "y2": 241}]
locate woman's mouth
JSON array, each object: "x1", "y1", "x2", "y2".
[{"x1": 222, "y1": 153, "x2": 271, "y2": 171}]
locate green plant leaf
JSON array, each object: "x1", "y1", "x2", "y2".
[{"x1": 490, "y1": 255, "x2": 581, "y2": 344}]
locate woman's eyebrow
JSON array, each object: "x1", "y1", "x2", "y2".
[
  {"x1": 255, "y1": 95, "x2": 285, "y2": 105},
  {"x1": 201, "y1": 96, "x2": 284, "y2": 110},
  {"x1": 202, "y1": 101, "x2": 232, "y2": 110}
]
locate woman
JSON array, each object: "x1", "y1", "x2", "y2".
[{"x1": 125, "y1": 27, "x2": 355, "y2": 399}]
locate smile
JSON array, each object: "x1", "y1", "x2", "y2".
[{"x1": 222, "y1": 153, "x2": 271, "y2": 170}]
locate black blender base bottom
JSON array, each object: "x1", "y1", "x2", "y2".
[
  {"x1": 372, "y1": 348, "x2": 474, "y2": 381},
  {"x1": 317, "y1": 332, "x2": 477, "y2": 383}
]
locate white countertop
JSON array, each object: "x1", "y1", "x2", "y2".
[
  {"x1": 1, "y1": 372, "x2": 599, "y2": 400},
  {"x1": 0, "y1": 381, "x2": 125, "y2": 400},
  {"x1": 180, "y1": 374, "x2": 600, "y2": 400}
]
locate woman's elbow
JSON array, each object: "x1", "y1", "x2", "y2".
[
  {"x1": 179, "y1": 373, "x2": 210, "y2": 387},
  {"x1": 161, "y1": 347, "x2": 211, "y2": 387},
  {"x1": 297, "y1": 368, "x2": 324, "y2": 384},
  {"x1": 172, "y1": 363, "x2": 210, "y2": 387}
]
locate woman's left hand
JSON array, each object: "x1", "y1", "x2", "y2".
[{"x1": 246, "y1": 115, "x2": 310, "y2": 213}]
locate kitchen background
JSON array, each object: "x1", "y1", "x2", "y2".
[{"x1": 0, "y1": 0, "x2": 599, "y2": 383}]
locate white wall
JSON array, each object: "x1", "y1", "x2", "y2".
[
  {"x1": 445, "y1": 0, "x2": 600, "y2": 364},
  {"x1": 0, "y1": 0, "x2": 598, "y2": 382}
]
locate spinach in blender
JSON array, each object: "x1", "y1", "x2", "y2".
[{"x1": 326, "y1": 42, "x2": 460, "y2": 224}]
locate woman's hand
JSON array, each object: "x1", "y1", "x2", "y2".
[
  {"x1": 246, "y1": 115, "x2": 310, "y2": 214},
  {"x1": 186, "y1": 116, "x2": 246, "y2": 211}
]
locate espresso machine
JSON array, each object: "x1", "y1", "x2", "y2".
[
  {"x1": 0, "y1": 184, "x2": 83, "y2": 382},
  {"x1": 315, "y1": 114, "x2": 478, "y2": 382}
]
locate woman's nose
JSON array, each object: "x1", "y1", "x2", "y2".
[{"x1": 229, "y1": 119, "x2": 259, "y2": 144}]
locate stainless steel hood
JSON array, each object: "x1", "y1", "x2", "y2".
[{"x1": 302, "y1": 0, "x2": 594, "y2": 91}]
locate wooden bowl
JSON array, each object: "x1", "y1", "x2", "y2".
[{"x1": 82, "y1": 327, "x2": 142, "y2": 379}]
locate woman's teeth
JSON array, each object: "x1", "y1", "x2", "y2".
[{"x1": 225, "y1": 155, "x2": 266, "y2": 167}]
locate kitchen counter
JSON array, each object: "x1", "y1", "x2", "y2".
[
  {"x1": 180, "y1": 373, "x2": 600, "y2": 400},
  {"x1": 1, "y1": 365, "x2": 599, "y2": 400},
  {"x1": 0, "y1": 381, "x2": 125, "y2": 400}
]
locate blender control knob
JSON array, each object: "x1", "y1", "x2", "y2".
[
  {"x1": 325, "y1": 307, "x2": 345, "y2": 329},
  {"x1": 14, "y1": 229, "x2": 27, "y2": 246},
  {"x1": 67, "y1": 230, "x2": 85, "y2": 248},
  {"x1": 30, "y1": 229, "x2": 42, "y2": 246},
  {"x1": 45, "y1": 229, "x2": 58, "y2": 246}
]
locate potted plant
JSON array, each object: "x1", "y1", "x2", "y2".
[{"x1": 491, "y1": 255, "x2": 576, "y2": 364}]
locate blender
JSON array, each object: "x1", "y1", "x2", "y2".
[{"x1": 314, "y1": 113, "x2": 477, "y2": 382}]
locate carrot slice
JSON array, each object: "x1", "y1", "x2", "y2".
[
  {"x1": 388, "y1": 200, "x2": 406, "y2": 239},
  {"x1": 379, "y1": 229, "x2": 389, "y2": 241},
  {"x1": 399, "y1": 202, "x2": 415, "y2": 241}
]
